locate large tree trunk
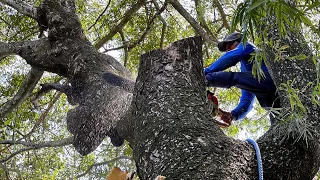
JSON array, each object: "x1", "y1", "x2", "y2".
[{"x1": 126, "y1": 37, "x2": 258, "y2": 179}]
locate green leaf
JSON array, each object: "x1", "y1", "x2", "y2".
[
  {"x1": 305, "y1": 1, "x2": 320, "y2": 12},
  {"x1": 247, "y1": 0, "x2": 269, "y2": 12},
  {"x1": 4, "y1": 119, "x2": 11, "y2": 126},
  {"x1": 296, "y1": 54, "x2": 308, "y2": 60}
]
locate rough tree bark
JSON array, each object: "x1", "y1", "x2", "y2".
[
  {"x1": 123, "y1": 36, "x2": 258, "y2": 179},
  {"x1": 0, "y1": 0, "x2": 133, "y2": 155},
  {"x1": 257, "y1": 18, "x2": 320, "y2": 179},
  {"x1": 0, "y1": 0, "x2": 319, "y2": 179}
]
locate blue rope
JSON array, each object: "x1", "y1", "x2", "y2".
[{"x1": 246, "y1": 138, "x2": 263, "y2": 180}]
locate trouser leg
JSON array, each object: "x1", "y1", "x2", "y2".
[
  {"x1": 205, "y1": 72, "x2": 235, "y2": 88},
  {"x1": 206, "y1": 71, "x2": 280, "y2": 109},
  {"x1": 206, "y1": 71, "x2": 276, "y2": 96},
  {"x1": 233, "y1": 72, "x2": 276, "y2": 96}
]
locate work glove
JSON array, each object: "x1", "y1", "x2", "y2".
[{"x1": 218, "y1": 109, "x2": 233, "y2": 127}]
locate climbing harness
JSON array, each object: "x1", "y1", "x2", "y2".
[{"x1": 246, "y1": 138, "x2": 263, "y2": 180}]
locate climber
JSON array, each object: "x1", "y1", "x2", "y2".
[{"x1": 205, "y1": 32, "x2": 280, "y2": 127}]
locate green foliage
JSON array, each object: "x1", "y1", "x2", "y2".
[
  {"x1": 248, "y1": 51, "x2": 266, "y2": 82},
  {"x1": 231, "y1": 0, "x2": 319, "y2": 40},
  {"x1": 230, "y1": 0, "x2": 320, "y2": 145},
  {"x1": 312, "y1": 82, "x2": 320, "y2": 106},
  {"x1": 0, "y1": 3, "x2": 39, "y2": 42},
  {"x1": 276, "y1": 78, "x2": 320, "y2": 144},
  {"x1": 279, "y1": 79, "x2": 307, "y2": 113},
  {"x1": 277, "y1": 109, "x2": 317, "y2": 147}
]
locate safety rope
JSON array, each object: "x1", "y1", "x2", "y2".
[{"x1": 246, "y1": 138, "x2": 263, "y2": 180}]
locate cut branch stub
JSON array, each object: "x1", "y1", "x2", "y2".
[{"x1": 129, "y1": 36, "x2": 255, "y2": 179}]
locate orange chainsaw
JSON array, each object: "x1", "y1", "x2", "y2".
[{"x1": 207, "y1": 90, "x2": 232, "y2": 128}]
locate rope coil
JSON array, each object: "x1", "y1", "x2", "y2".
[{"x1": 246, "y1": 138, "x2": 263, "y2": 180}]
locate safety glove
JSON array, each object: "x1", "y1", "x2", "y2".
[{"x1": 218, "y1": 109, "x2": 233, "y2": 127}]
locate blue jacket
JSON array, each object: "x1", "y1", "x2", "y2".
[{"x1": 204, "y1": 42, "x2": 270, "y2": 120}]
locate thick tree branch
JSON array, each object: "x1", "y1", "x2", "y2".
[
  {"x1": 0, "y1": 39, "x2": 58, "y2": 72},
  {"x1": 0, "y1": 41, "x2": 18, "y2": 59},
  {"x1": 2, "y1": 0, "x2": 133, "y2": 157},
  {"x1": 0, "y1": 137, "x2": 73, "y2": 163},
  {"x1": 100, "y1": 54, "x2": 133, "y2": 79},
  {"x1": 168, "y1": 0, "x2": 217, "y2": 43},
  {"x1": 94, "y1": 0, "x2": 146, "y2": 49},
  {"x1": 76, "y1": 156, "x2": 132, "y2": 178},
  {"x1": 0, "y1": 68, "x2": 43, "y2": 120},
  {"x1": 30, "y1": 77, "x2": 64, "y2": 106},
  {"x1": 0, "y1": 0, "x2": 37, "y2": 19},
  {"x1": 102, "y1": 72, "x2": 135, "y2": 93}
]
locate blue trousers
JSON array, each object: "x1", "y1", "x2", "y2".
[{"x1": 206, "y1": 71, "x2": 280, "y2": 123}]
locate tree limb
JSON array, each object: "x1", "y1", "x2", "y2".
[
  {"x1": 168, "y1": 0, "x2": 217, "y2": 43},
  {"x1": 76, "y1": 156, "x2": 132, "y2": 178},
  {"x1": 127, "y1": 1, "x2": 168, "y2": 51},
  {"x1": 194, "y1": 0, "x2": 217, "y2": 41},
  {"x1": 212, "y1": 0, "x2": 230, "y2": 30},
  {"x1": 0, "y1": 41, "x2": 16, "y2": 59},
  {"x1": 25, "y1": 91, "x2": 62, "y2": 139},
  {"x1": 0, "y1": 137, "x2": 73, "y2": 163},
  {"x1": 94, "y1": 0, "x2": 146, "y2": 49},
  {"x1": 119, "y1": 30, "x2": 129, "y2": 67},
  {"x1": 0, "y1": 67, "x2": 43, "y2": 120},
  {"x1": 87, "y1": 0, "x2": 112, "y2": 31},
  {"x1": 0, "y1": 39, "x2": 49, "y2": 62},
  {"x1": 0, "y1": 0, "x2": 37, "y2": 19},
  {"x1": 0, "y1": 39, "x2": 71, "y2": 76},
  {"x1": 104, "y1": 2, "x2": 168, "y2": 53},
  {"x1": 31, "y1": 81, "x2": 66, "y2": 104},
  {"x1": 100, "y1": 53, "x2": 134, "y2": 79},
  {"x1": 152, "y1": 0, "x2": 167, "y2": 49}
]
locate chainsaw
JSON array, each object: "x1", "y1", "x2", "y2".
[{"x1": 207, "y1": 90, "x2": 232, "y2": 128}]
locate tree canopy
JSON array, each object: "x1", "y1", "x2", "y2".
[{"x1": 0, "y1": 0, "x2": 319, "y2": 179}]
